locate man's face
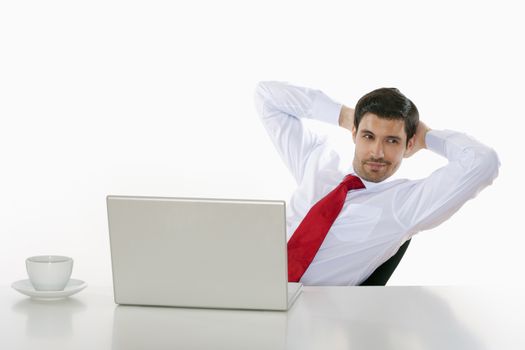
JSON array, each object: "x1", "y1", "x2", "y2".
[{"x1": 352, "y1": 113, "x2": 414, "y2": 183}]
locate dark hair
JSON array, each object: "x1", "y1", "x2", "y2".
[{"x1": 354, "y1": 87, "x2": 419, "y2": 143}]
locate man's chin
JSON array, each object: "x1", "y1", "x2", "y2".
[
  {"x1": 356, "y1": 170, "x2": 390, "y2": 183},
  {"x1": 363, "y1": 175, "x2": 385, "y2": 183},
  {"x1": 353, "y1": 161, "x2": 395, "y2": 183}
]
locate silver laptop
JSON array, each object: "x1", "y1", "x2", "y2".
[{"x1": 106, "y1": 195, "x2": 302, "y2": 311}]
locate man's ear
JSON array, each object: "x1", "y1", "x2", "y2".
[
  {"x1": 404, "y1": 136, "x2": 416, "y2": 158},
  {"x1": 352, "y1": 125, "x2": 357, "y2": 143}
]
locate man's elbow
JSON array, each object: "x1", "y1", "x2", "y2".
[
  {"x1": 474, "y1": 147, "x2": 500, "y2": 184},
  {"x1": 254, "y1": 81, "x2": 281, "y2": 118}
]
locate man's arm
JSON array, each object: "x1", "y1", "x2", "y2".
[
  {"x1": 394, "y1": 129, "x2": 500, "y2": 233},
  {"x1": 254, "y1": 81, "x2": 342, "y2": 183}
]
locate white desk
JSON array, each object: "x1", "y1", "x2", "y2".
[{"x1": 2, "y1": 285, "x2": 524, "y2": 349}]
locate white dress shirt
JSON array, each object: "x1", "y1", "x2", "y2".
[{"x1": 254, "y1": 81, "x2": 500, "y2": 286}]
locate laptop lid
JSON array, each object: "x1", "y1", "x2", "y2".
[{"x1": 107, "y1": 195, "x2": 298, "y2": 311}]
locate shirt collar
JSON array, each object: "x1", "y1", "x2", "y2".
[{"x1": 360, "y1": 178, "x2": 381, "y2": 190}]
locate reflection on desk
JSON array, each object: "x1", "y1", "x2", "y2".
[
  {"x1": 12, "y1": 297, "x2": 87, "y2": 338},
  {"x1": 3, "y1": 285, "x2": 525, "y2": 350},
  {"x1": 112, "y1": 304, "x2": 287, "y2": 350},
  {"x1": 288, "y1": 287, "x2": 481, "y2": 349}
]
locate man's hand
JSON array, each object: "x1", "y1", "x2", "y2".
[
  {"x1": 404, "y1": 120, "x2": 431, "y2": 158},
  {"x1": 338, "y1": 105, "x2": 355, "y2": 131}
]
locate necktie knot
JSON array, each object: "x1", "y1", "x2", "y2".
[{"x1": 341, "y1": 174, "x2": 365, "y2": 191}]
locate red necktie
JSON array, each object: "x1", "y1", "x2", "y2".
[{"x1": 287, "y1": 174, "x2": 365, "y2": 282}]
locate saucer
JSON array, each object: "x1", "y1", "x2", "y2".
[{"x1": 11, "y1": 279, "x2": 88, "y2": 300}]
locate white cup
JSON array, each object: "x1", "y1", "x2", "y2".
[{"x1": 26, "y1": 255, "x2": 73, "y2": 291}]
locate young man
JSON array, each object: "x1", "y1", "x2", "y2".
[{"x1": 254, "y1": 81, "x2": 499, "y2": 286}]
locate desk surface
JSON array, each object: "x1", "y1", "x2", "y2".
[{"x1": 2, "y1": 285, "x2": 524, "y2": 350}]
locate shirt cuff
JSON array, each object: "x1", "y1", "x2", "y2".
[
  {"x1": 310, "y1": 91, "x2": 342, "y2": 126},
  {"x1": 425, "y1": 129, "x2": 457, "y2": 157}
]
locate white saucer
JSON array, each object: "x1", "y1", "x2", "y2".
[{"x1": 11, "y1": 279, "x2": 88, "y2": 300}]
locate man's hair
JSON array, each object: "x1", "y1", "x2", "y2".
[{"x1": 354, "y1": 87, "x2": 419, "y2": 143}]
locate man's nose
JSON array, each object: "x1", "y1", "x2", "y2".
[{"x1": 371, "y1": 140, "x2": 385, "y2": 158}]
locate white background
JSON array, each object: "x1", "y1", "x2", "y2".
[{"x1": 1, "y1": 0, "x2": 523, "y2": 287}]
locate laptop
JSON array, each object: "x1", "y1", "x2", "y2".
[{"x1": 106, "y1": 195, "x2": 302, "y2": 311}]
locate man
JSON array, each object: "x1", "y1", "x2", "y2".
[{"x1": 254, "y1": 81, "x2": 499, "y2": 286}]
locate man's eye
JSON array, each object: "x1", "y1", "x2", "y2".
[
  {"x1": 387, "y1": 139, "x2": 399, "y2": 144},
  {"x1": 363, "y1": 134, "x2": 373, "y2": 139}
]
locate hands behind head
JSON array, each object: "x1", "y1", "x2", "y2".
[
  {"x1": 339, "y1": 104, "x2": 430, "y2": 158},
  {"x1": 404, "y1": 120, "x2": 431, "y2": 158}
]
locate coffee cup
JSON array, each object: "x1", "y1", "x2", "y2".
[{"x1": 26, "y1": 255, "x2": 73, "y2": 291}]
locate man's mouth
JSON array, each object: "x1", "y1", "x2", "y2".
[{"x1": 364, "y1": 160, "x2": 390, "y2": 171}]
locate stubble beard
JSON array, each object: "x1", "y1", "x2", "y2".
[{"x1": 352, "y1": 157, "x2": 393, "y2": 183}]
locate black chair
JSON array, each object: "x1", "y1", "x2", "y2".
[{"x1": 359, "y1": 239, "x2": 411, "y2": 286}]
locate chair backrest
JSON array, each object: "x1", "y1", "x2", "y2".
[{"x1": 359, "y1": 239, "x2": 411, "y2": 286}]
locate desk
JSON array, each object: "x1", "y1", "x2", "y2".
[{"x1": 2, "y1": 285, "x2": 524, "y2": 349}]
